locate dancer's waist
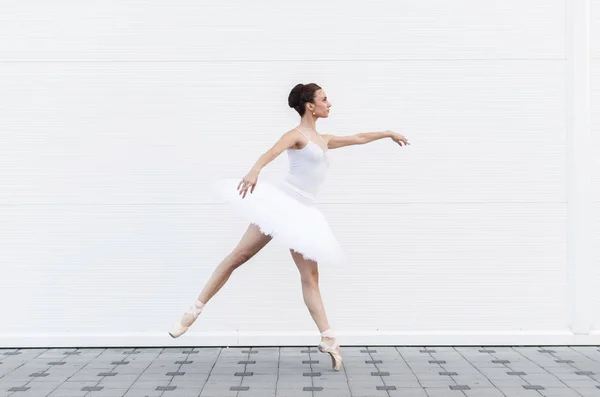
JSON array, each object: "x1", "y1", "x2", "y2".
[{"x1": 280, "y1": 179, "x2": 318, "y2": 202}]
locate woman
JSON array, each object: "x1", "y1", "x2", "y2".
[{"x1": 169, "y1": 83, "x2": 409, "y2": 371}]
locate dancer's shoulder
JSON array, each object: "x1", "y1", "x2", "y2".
[{"x1": 268, "y1": 128, "x2": 304, "y2": 151}]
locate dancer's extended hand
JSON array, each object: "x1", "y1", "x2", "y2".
[
  {"x1": 237, "y1": 171, "x2": 258, "y2": 199},
  {"x1": 386, "y1": 130, "x2": 410, "y2": 146}
]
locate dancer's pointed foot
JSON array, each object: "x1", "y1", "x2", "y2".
[
  {"x1": 168, "y1": 299, "x2": 205, "y2": 338},
  {"x1": 318, "y1": 329, "x2": 343, "y2": 371}
]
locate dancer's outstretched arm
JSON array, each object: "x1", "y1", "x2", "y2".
[{"x1": 322, "y1": 130, "x2": 409, "y2": 150}]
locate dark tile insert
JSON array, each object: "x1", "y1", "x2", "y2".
[
  {"x1": 8, "y1": 387, "x2": 30, "y2": 392},
  {"x1": 98, "y1": 372, "x2": 117, "y2": 376},
  {"x1": 492, "y1": 359, "x2": 510, "y2": 364},
  {"x1": 361, "y1": 349, "x2": 377, "y2": 353},
  {"x1": 29, "y1": 372, "x2": 48, "y2": 377},
  {"x1": 575, "y1": 371, "x2": 595, "y2": 375},
  {"x1": 439, "y1": 372, "x2": 458, "y2": 376},
  {"x1": 175, "y1": 360, "x2": 193, "y2": 364},
  {"x1": 235, "y1": 372, "x2": 254, "y2": 376},
  {"x1": 156, "y1": 386, "x2": 177, "y2": 391},
  {"x1": 523, "y1": 385, "x2": 544, "y2": 390},
  {"x1": 479, "y1": 349, "x2": 495, "y2": 353},
  {"x1": 48, "y1": 361, "x2": 66, "y2": 365},
  {"x1": 450, "y1": 385, "x2": 470, "y2": 390},
  {"x1": 303, "y1": 372, "x2": 322, "y2": 377},
  {"x1": 111, "y1": 361, "x2": 129, "y2": 365},
  {"x1": 371, "y1": 372, "x2": 390, "y2": 376},
  {"x1": 376, "y1": 386, "x2": 396, "y2": 390},
  {"x1": 302, "y1": 360, "x2": 319, "y2": 364},
  {"x1": 555, "y1": 360, "x2": 573, "y2": 363},
  {"x1": 538, "y1": 349, "x2": 555, "y2": 353},
  {"x1": 242, "y1": 350, "x2": 258, "y2": 354},
  {"x1": 507, "y1": 371, "x2": 526, "y2": 376},
  {"x1": 3, "y1": 351, "x2": 21, "y2": 355},
  {"x1": 419, "y1": 349, "x2": 436, "y2": 353},
  {"x1": 366, "y1": 360, "x2": 383, "y2": 364},
  {"x1": 238, "y1": 360, "x2": 256, "y2": 364},
  {"x1": 230, "y1": 386, "x2": 250, "y2": 391},
  {"x1": 429, "y1": 360, "x2": 446, "y2": 364},
  {"x1": 303, "y1": 387, "x2": 323, "y2": 391},
  {"x1": 82, "y1": 386, "x2": 103, "y2": 391},
  {"x1": 301, "y1": 349, "x2": 317, "y2": 353},
  {"x1": 166, "y1": 372, "x2": 185, "y2": 376}
]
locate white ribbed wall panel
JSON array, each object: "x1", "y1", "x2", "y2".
[
  {"x1": 594, "y1": 0, "x2": 600, "y2": 60},
  {"x1": 1, "y1": 1, "x2": 564, "y2": 61},
  {"x1": 0, "y1": 61, "x2": 566, "y2": 205},
  {"x1": 0, "y1": 0, "x2": 595, "y2": 347},
  {"x1": 592, "y1": 0, "x2": 600, "y2": 335}
]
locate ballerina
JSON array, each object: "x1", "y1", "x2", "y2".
[{"x1": 169, "y1": 82, "x2": 409, "y2": 371}]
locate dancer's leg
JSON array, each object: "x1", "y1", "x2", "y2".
[
  {"x1": 290, "y1": 249, "x2": 342, "y2": 371},
  {"x1": 197, "y1": 223, "x2": 272, "y2": 304},
  {"x1": 290, "y1": 250, "x2": 330, "y2": 333},
  {"x1": 169, "y1": 223, "x2": 271, "y2": 338}
]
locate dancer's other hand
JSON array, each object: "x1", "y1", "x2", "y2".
[
  {"x1": 237, "y1": 171, "x2": 258, "y2": 199},
  {"x1": 386, "y1": 130, "x2": 410, "y2": 146}
]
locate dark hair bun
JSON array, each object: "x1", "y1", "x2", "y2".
[{"x1": 288, "y1": 83, "x2": 304, "y2": 108}]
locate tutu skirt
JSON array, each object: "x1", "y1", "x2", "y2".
[{"x1": 213, "y1": 178, "x2": 346, "y2": 266}]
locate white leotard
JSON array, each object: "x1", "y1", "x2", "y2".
[
  {"x1": 282, "y1": 128, "x2": 329, "y2": 200},
  {"x1": 214, "y1": 127, "x2": 344, "y2": 265}
]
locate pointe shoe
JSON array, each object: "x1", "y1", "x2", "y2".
[
  {"x1": 168, "y1": 299, "x2": 204, "y2": 338},
  {"x1": 318, "y1": 330, "x2": 343, "y2": 371}
]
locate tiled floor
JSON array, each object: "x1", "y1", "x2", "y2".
[{"x1": 1, "y1": 346, "x2": 600, "y2": 397}]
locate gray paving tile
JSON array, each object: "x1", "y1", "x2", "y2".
[
  {"x1": 0, "y1": 381, "x2": 30, "y2": 392},
  {"x1": 155, "y1": 389, "x2": 203, "y2": 397},
  {"x1": 198, "y1": 391, "x2": 239, "y2": 397},
  {"x1": 8, "y1": 387, "x2": 30, "y2": 392},
  {"x1": 48, "y1": 389, "x2": 88, "y2": 397},
  {"x1": 28, "y1": 371, "x2": 49, "y2": 377},
  {"x1": 82, "y1": 386, "x2": 104, "y2": 391},
  {"x1": 156, "y1": 385, "x2": 177, "y2": 391},
  {"x1": 4, "y1": 346, "x2": 600, "y2": 397},
  {"x1": 561, "y1": 379, "x2": 600, "y2": 388},
  {"x1": 388, "y1": 390, "x2": 430, "y2": 397},
  {"x1": 123, "y1": 390, "x2": 163, "y2": 397},
  {"x1": 303, "y1": 386, "x2": 323, "y2": 391},
  {"x1": 129, "y1": 381, "x2": 173, "y2": 390},
  {"x1": 4, "y1": 392, "x2": 48, "y2": 397},
  {"x1": 276, "y1": 394, "x2": 310, "y2": 397},
  {"x1": 56, "y1": 382, "x2": 100, "y2": 390}
]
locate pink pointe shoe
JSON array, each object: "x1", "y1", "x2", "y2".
[
  {"x1": 318, "y1": 329, "x2": 343, "y2": 371},
  {"x1": 168, "y1": 300, "x2": 205, "y2": 338}
]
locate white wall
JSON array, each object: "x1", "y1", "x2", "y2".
[
  {"x1": 0, "y1": 0, "x2": 595, "y2": 347},
  {"x1": 592, "y1": 0, "x2": 600, "y2": 333}
]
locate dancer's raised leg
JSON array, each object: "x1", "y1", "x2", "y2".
[{"x1": 169, "y1": 224, "x2": 272, "y2": 338}]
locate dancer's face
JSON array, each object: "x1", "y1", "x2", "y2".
[{"x1": 309, "y1": 90, "x2": 331, "y2": 118}]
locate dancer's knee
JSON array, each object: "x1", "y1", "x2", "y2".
[
  {"x1": 300, "y1": 268, "x2": 319, "y2": 287},
  {"x1": 229, "y1": 249, "x2": 252, "y2": 269}
]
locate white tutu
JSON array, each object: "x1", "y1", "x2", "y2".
[{"x1": 213, "y1": 178, "x2": 346, "y2": 266}]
